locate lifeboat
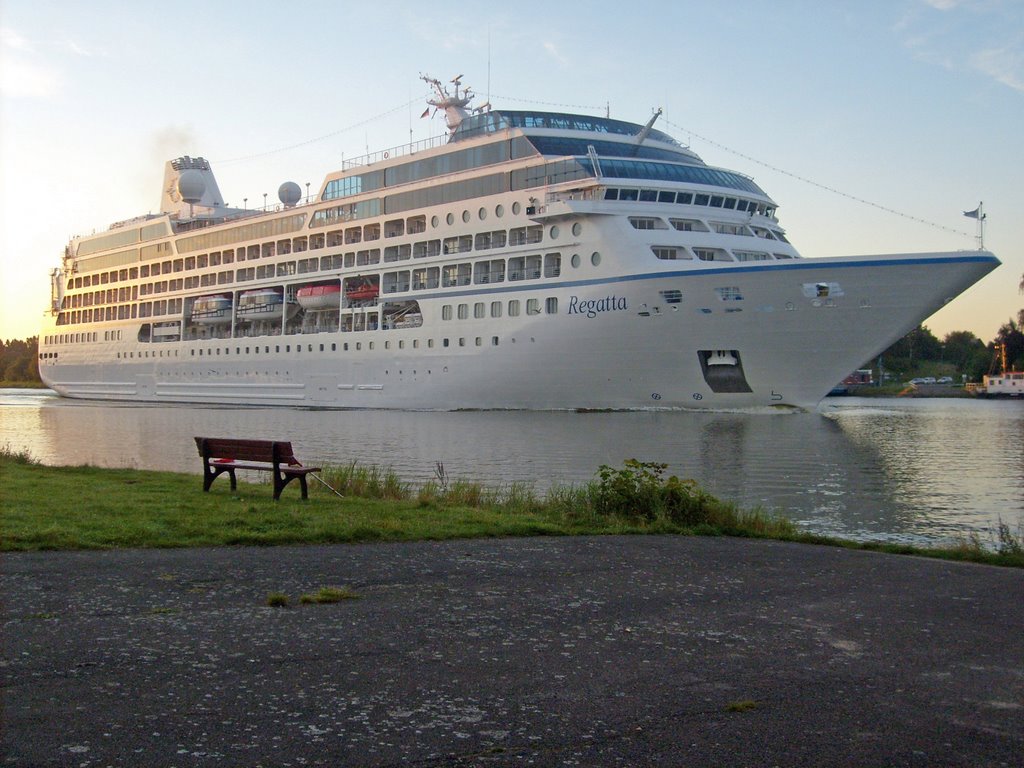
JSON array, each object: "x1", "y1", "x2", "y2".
[
  {"x1": 346, "y1": 280, "x2": 379, "y2": 302},
  {"x1": 191, "y1": 294, "x2": 232, "y2": 324},
  {"x1": 236, "y1": 289, "x2": 298, "y2": 321},
  {"x1": 296, "y1": 284, "x2": 341, "y2": 310}
]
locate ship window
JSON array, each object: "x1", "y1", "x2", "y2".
[
  {"x1": 695, "y1": 248, "x2": 732, "y2": 262},
  {"x1": 639, "y1": 190, "x2": 658, "y2": 202},
  {"x1": 658, "y1": 191, "x2": 675, "y2": 203},
  {"x1": 527, "y1": 298, "x2": 541, "y2": 315},
  {"x1": 604, "y1": 188, "x2": 619, "y2": 200},
  {"x1": 733, "y1": 250, "x2": 771, "y2": 262},
  {"x1": 545, "y1": 297, "x2": 558, "y2": 314},
  {"x1": 670, "y1": 218, "x2": 709, "y2": 232},
  {"x1": 620, "y1": 189, "x2": 639, "y2": 201},
  {"x1": 442, "y1": 305, "x2": 452, "y2": 321},
  {"x1": 508, "y1": 300, "x2": 520, "y2": 317},
  {"x1": 491, "y1": 301, "x2": 502, "y2": 318},
  {"x1": 712, "y1": 222, "x2": 750, "y2": 236},
  {"x1": 652, "y1": 246, "x2": 690, "y2": 260},
  {"x1": 544, "y1": 253, "x2": 561, "y2": 277},
  {"x1": 457, "y1": 303, "x2": 468, "y2": 320},
  {"x1": 694, "y1": 194, "x2": 710, "y2": 206},
  {"x1": 474, "y1": 302, "x2": 485, "y2": 319},
  {"x1": 629, "y1": 217, "x2": 665, "y2": 230},
  {"x1": 413, "y1": 239, "x2": 441, "y2": 259}
]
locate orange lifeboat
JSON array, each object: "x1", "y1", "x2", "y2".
[{"x1": 296, "y1": 284, "x2": 341, "y2": 310}]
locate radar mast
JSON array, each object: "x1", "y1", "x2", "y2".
[{"x1": 421, "y1": 73, "x2": 480, "y2": 135}]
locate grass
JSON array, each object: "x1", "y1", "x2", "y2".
[
  {"x1": 1, "y1": 447, "x2": 1021, "y2": 568},
  {"x1": 299, "y1": 586, "x2": 360, "y2": 604}
]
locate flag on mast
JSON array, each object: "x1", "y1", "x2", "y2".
[{"x1": 963, "y1": 204, "x2": 986, "y2": 220}]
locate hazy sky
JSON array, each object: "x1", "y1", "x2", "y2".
[{"x1": 2, "y1": 0, "x2": 1021, "y2": 343}]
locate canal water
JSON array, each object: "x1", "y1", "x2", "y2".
[{"x1": 1, "y1": 389, "x2": 1021, "y2": 547}]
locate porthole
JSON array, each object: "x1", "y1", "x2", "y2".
[
  {"x1": 512, "y1": 201, "x2": 521, "y2": 215},
  {"x1": 446, "y1": 212, "x2": 455, "y2": 225},
  {"x1": 571, "y1": 253, "x2": 581, "y2": 268},
  {"x1": 572, "y1": 222, "x2": 582, "y2": 236},
  {"x1": 549, "y1": 225, "x2": 560, "y2": 239},
  {"x1": 462, "y1": 210, "x2": 471, "y2": 223},
  {"x1": 591, "y1": 251, "x2": 602, "y2": 266},
  {"x1": 478, "y1": 207, "x2": 487, "y2": 220},
  {"x1": 495, "y1": 204, "x2": 504, "y2": 218},
  {"x1": 431, "y1": 215, "x2": 440, "y2": 228}
]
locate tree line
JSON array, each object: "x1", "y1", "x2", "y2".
[{"x1": 0, "y1": 337, "x2": 41, "y2": 385}]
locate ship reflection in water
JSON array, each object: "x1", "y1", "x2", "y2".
[{"x1": 1, "y1": 390, "x2": 1020, "y2": 547}]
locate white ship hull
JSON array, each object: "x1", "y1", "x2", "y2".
[{"x1": 40, "y1": 250, "x2": 997, "y2": 410}]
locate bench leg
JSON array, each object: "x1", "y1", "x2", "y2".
[
  {"x1": 203, "y1": 465, "x2": 236, "y2": 492},
  {"x1": 272, "y1": 471, "x2": 309, "y2": 500}
]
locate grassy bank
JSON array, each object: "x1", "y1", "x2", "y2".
[{"x1": 2, "y1": 450, "x2": 1021, "y2": 567}]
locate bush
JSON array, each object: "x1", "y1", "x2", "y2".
[{"x1": 594, "y1": 459, "x2": 719, "y2": 526}]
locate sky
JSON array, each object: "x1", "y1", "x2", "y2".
[{"x1": 1, "y1": 0, "x2": 1022, "y2": 344}]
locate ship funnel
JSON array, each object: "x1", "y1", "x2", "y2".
[{"x1": 160, "y1": 156, "x2": 229, "y2": 220}]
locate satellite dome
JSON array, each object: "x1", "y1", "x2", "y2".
[
  {"x1": 177, "y1": 169, "x2": 207, "y2": 204},
  {"x1": 278, "y1": 181, "x2": 302, "y2": 207}
]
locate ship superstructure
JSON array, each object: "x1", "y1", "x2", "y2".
[{"x1": 39, "y1": 76, "x2": 999, "y2": 410}]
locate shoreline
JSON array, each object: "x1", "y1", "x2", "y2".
[{"x1": 3, "y1": 452, "x2": 1021, "y2": 568}]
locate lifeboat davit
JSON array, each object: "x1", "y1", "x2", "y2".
[{"x1": 296, "y1": 284, "x2": 341, "y2": 310}]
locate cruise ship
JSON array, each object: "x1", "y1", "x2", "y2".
[{"x1": 39, "y1": 75, "x2": 1000, "y2": 410}]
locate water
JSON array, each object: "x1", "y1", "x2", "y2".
[{"x1": 1, "y1": 389, "x2": 1021, "y2": 547}]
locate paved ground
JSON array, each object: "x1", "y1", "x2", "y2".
[{"x1": 2, "y1": 536, "x2": 1022, "y2": 767}]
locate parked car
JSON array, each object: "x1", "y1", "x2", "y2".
[{"x1": 937, "y1": 376, "x2": 954, "y2": 384}]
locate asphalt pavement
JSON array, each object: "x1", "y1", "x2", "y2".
[{"x1": 2, "y1": 536, "x2": 1022, "y2": 766}]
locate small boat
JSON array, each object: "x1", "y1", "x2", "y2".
[
  {"x1": 236, "y1": 289, "x2": 298, "y2": 322},
  {"x1": 346, "y1": 280, "x2": 379, "y2": 302},
  {"x1": 977, "y1": 344, "x2": 1023, "y2": 398},
  {"x1": 191, "y1": 294, "x2": 232, "y2": 324},
  {"x1": 296, "y1": 284, "x2": 341, "y2": 310}
]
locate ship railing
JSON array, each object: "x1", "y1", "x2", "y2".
[{"x1": 341, "y1": 132, "x2": 450, "y2": 169}]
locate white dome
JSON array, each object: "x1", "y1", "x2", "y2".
[
  {"x1": 278, "y1": 181, "x2": 302, "y2": 207},
  {"x1": 177, "y1": 170, "x2": 207, "y2": 204}
]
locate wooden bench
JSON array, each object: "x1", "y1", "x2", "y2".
[{"x1": 194, "y1": 437, "x2": 322, "y2": 500}]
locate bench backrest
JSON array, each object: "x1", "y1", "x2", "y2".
[{"x1": 194, "y1": 437, "x2": 300, "y2": 466}]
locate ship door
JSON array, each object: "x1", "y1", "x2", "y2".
[
  {"x1": 309, "y1": 375, "x2": 337, "y2": 405},
  {"x1": 136, "y1": 373, "x2": 156, "y2": 398}
]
